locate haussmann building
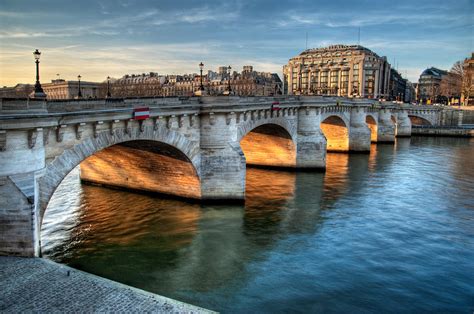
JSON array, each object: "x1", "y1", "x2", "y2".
[{"x1": 283, "y1": 44, "x2": 391, "y2": 99}]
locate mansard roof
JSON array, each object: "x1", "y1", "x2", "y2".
[
  {"x1": 421, "y1": 67, "x2": 448, "y2": 77},
  {"x1": 299, "y1": 44, "x2": 380, "y2": 58}
]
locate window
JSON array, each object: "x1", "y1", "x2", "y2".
[{"x1": 320, "y1": 71, "x2": 328, "y2": 83}]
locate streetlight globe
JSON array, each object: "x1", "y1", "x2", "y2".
[
  {"x1": 78, "y1": 75, "x2": 81, "y2": 80},
  {"x1": 199, "y1": 62, "x2": 204, "y2": 70},
  {"x1": 33, "y1": 49, "x2": 41, "y2": 60}
]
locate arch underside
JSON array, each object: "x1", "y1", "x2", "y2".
[
  {"x1": 366, "y1": 115, "x2": 378, "y2": 142},
  {"x1": 321, "y1": 116, "x2": 349, "y2": 152},
  {"x1": 38, "y1": 126, "x2": 200, "y2": 224},
  {"x1": 409, "y1": 115, "x2": 433, "y2": 126},
  {"x1": 240, "y1": 123, "x2": 296, "y2": 169},
  {"x1": 80, "y1": 140, "x2": 201, "y2": 199}
]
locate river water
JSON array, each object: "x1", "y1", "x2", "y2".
[{"x1": 41, "y1": 137, "x2": 474, "y2": 313}]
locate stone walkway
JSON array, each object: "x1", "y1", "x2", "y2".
[{"x1": 0, "y1": 256, "x2": 214, "y2": 313}]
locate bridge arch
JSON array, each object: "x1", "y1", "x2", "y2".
[
  {"x1": 408, "y1": 115, "x2": 432, "y2": 126},
  {"x1": 366, "y1": 114, "x2": 378, "y2": 142},
  {"x1": 38, "y1": 125, "x2": 201, "y2": 225},
  {"x1": 239, "y1": 122, "x2": 296, "y2": 169},
  {"x1": 237, "y1": 117, "x2": 296, "y2": 142},
  {"x1": 320, "y1": 115, "x2": 349, "y2": 152}
]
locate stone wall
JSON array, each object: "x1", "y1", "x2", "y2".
[{"x1": 0, "y1": 177, "x2": 35, "y2": 256}]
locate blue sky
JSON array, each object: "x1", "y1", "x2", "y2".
[{"x1": 0, "y1": 0, "x2": 472, "y2": 86}]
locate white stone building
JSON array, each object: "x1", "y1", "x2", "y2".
[{"x1": 283, "y1": 44, "x2": 391, "y2": 98}]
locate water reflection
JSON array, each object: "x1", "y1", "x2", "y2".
[{"x1": 41, "y1": 137, "x2": 474, "y2": 313}]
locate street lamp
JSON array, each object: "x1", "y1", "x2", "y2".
[
  {"x1": 106, "y1": 76, "x2": 111, "y2": 98},
  {"x1": 227, "y1": 65, "x2": 232, "y2": 94},
  {"x1": 199, "y1": 62, "x2": 204, "y2": 91},
  {"x1": 77, "y1": 75, "x2": 82, "y2": 98},
  {"x1": 32, "y1": 49, "x2": 46, "y2": 98}
]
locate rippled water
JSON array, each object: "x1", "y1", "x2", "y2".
[{"x1": 42, "y1": 137, "x2": 474, "y2": 313}]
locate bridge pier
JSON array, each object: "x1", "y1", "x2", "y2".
[
  {"x1": 296, "y1": 108, "x2": 326, "y2": 169},
  {"x1": 349, "y1": 107, "x2": 371, "y2": 152},
  {"x1": 0, "y1": 129, "x2": 45, "y2": 257},
  {"x1": 396, "y1": 110, "x2": 412, "y2": 137},
  {"x1": 377, "y1": 108, "x2": 396, "y2": 142},
  {"x1": 200, "y1": 113, "x2": 246, "y2": 202}
]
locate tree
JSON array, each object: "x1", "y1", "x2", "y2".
[
  {"x1": 451, "y1": 61, "x2": 464, "y2": 77},
  {"x1": 439, "y1": 61, "x2": 463, "y2": 103}
]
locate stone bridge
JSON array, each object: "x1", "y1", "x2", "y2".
[{"x1": 0, "y1": 96, "x2": 458, "y2": 257}]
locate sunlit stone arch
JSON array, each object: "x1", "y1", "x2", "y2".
[
  {"x1": 408, "y1": 115, "x2": 434, "y2": 126},
  {"x1": 37, "y1": 125, "x2": 200, "y2": 224},
  {"x1": 365, "y1": 113, "x2": 378, "y2": 142},
  {"x1": 320, "y1": 111, "x2": 351, "y2": 128},
  {"x1": 320, "y1": 115, "x2": 350, "y2": 152},
  {"x1": 238, "y1": 119, "x2": 297, "y2": 169},
  {"x1": 237, "y1": 116, "x2": 297, "y2": 143}
]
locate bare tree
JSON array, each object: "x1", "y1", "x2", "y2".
[
  {"x1": 451, "y1": 61, "x2": 464, "y2": 77},
  {"x1": 440, "y1": 61, "x2": 463, "y2": 103}
]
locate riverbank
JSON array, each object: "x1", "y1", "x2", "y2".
[
  {"x1": 411, "y1": 125, "x2": 474, "y2": 137},
  {"x1": 0, "y1": 256, "x2": 214, "y2": 313}
]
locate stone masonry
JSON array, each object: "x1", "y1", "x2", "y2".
[
  {"x1": 0, "y1": 256, "x2": 214, "y2": 313},
  {"x1": 0, "y1": 96, "x2": 454, "y2": 257}
]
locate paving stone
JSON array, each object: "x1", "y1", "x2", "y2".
[{"x1": 0, "y1": 256, "x2": 214, "y2": 313}]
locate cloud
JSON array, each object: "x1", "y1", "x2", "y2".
[{"x1": 280, "y1": 8, "x2": 471, "y2": 29}]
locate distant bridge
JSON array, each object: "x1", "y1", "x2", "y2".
[{"x1": 0, "y1": 96, "x2": 463, "y2": 257}]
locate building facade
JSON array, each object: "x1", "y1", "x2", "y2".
[
  {"x1": 389, "y1": 69, "x2": 407, "y2": 101},
  {"x1": 110, "y1": 66, "x2": 282, "y2": 98},
  {"x1": 404, "y1": 81, "x2": 416, "y2": 103},
  {"x1": 42, "y1": 79, "x2": 102, "y2": 99},
  {"x1": 283, "y1": 44, "x2": 391, "y2": 98},
  {"x1": 417, "y1": 67, "x2": 448, "y2": 104},
  {"x1": 0, "y1": 84, "x2": 34, "y2": 98}
]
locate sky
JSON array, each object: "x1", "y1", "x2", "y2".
[{"x1": 0, "y1": 0, "x2": 472, "y2": 86}]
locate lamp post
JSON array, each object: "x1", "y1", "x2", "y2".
[
  {"x1": 77, "y1": 75, "x2": 82, "y2": 98},
  {"x1": 32, "y1": 49, "x2": 46, "y2": 98},
  {"x1": 106, "y1": 76, "x2": 111, "y2": 98},
  {"x1": 199, "y1": 62, "x2": 204, "y2": 91},
  {"x1": 227, "y1": 65, "x2": 232, "y2": 94}
]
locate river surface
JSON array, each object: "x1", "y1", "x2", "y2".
[{"x1": 41, "y1": 137, "x2": 474, "y2": 313}]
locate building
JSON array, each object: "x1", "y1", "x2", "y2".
[
  {"x1": 388, "y1": 69, "x2": 406, "y2": 101},
  {"x1": 110, "y1": 73, "x2": 165, "y2": 98},
  {"x1": 283, "y1": 44, "x2": 391, "y2": 98},
  {"x1": 461, "y1": 53, "x2": 473, "y2": 106},
  {"x1": 417, "y1": 67, "x2": 448, "y2": 104},
  {"x1": 42, "y1": 79, "x2": 101, "y2": 99},
  {"x1": 0, "y1": 84, "x2": 34, "y2": 98},
  {"x1": 0, "y1": 80, "x2": 102, "y2": 100},
  {"x1": 112, "y1": 66, "x2": 282, "y2": 97},
  {"x1": 404, "y1": 81, "x2": 416, "y2": 103},
  {"x1": 1, "y1": 66, "x2": 282, "y2": 100}
]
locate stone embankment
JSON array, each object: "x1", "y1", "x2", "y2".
[
  {"x1": 411, "y1": 125, "x2": 474, "y2": 137},
  {"x1": 0, "y1": 256, "x2": 214, "y2": 313}
]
